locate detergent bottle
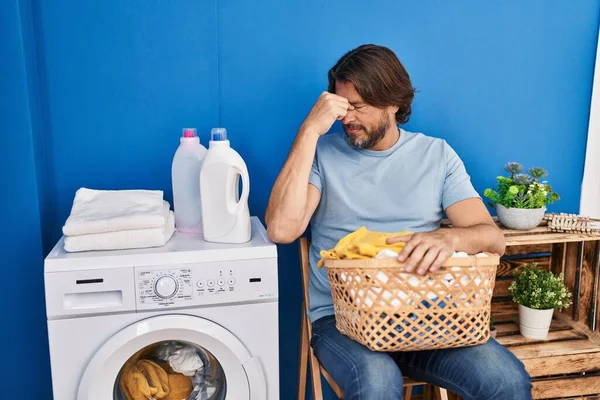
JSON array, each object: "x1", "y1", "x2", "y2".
[
  {"x1": 200, "y1": 127, "x2": 251, "y2": 243},
  {"x1": 171, "y1": 128, "x2": 207, "y2": 233}
]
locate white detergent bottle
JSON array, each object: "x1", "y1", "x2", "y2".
[
  {"x1": 200, "y1": 127, "x2": 251, "y2": 243},
  {"x1": 171, "y1": 128, "x2": 207, "y2": 233}
]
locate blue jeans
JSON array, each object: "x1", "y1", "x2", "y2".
[{"x1": 311, "y1": 315, "x2": 532, "y2": 400}]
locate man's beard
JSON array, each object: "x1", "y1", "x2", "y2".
[{"x1": 343, "y1": 115, "x2": 389, "y2": 149}]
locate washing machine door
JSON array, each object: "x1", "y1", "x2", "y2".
[{"x1": 77, "y1": 314, "x2": 266, "y2": 400}]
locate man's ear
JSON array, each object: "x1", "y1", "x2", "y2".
[{"x1": 389, "y1": 105, "x2": 400, "y2": 115}]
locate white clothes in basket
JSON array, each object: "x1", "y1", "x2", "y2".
[{"x1": 341, "y1": 251, "x2": 491, "y2": 308}]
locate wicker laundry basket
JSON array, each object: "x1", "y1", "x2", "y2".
[{"x1": 324, "y1": 253, "x2": 500, "y2": 352}]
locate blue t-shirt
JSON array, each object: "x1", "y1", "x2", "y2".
[{"x1": 307, "y1": 128, "x2": 480, "y2": 322}]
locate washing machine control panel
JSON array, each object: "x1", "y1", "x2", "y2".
[
  {"x1": 137, "y1": 268, "x2": 194, "y2": 306},
  {"x1": 135, "y1": 258, "x2": 278, "y2": 310},
  {"x1": 194, "y1": 267, "x2": 238, "y2": 298}
]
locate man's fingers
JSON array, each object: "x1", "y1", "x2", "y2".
[
  {"x1": 434, "y1": 249, "x2": 454, "y2": 271},
  {"x1": 396, "y1": 241, "x2": 417, "y2": 264},
  {"x1": 334, "y1": 100, "x2": 352, "y2": 113},
  {"x1": 393, "y1": 235, "x2": 416, "y2": 262},
  {"x1": 329, "y1": 92, "x2": 350, "y2": 103},
  {"x1": 417, "y1": 247, "x2": 441, "y2": 275},
  {"x1": 403, "y1": 242, "x2": 428, "y2": 273},
  {"x1": 335, "y1": 106, "x2": 348, "y2": 120},
  {"x1": 430, "y1": 249, "x2": 453, "y2": 272},
  {"x1": 323, "y1": 92, "x2": 350, "y2": 105},
  {"x1": 387, "y1": 235, "x2": 412, "y2": 244},
  {"x1": 389, "y1": 231, "x2": 456, "y2": 275}
]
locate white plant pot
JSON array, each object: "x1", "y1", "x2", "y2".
[
  {"x1": 496, "y1": 204, "x2": 546, "y2": 230},
  {"x1": 518, "y1": 304, "x2": 554, "y2": 339}
]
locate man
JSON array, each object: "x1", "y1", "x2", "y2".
[{"x1": 266, "y1": 44, "x2": 532, "y2": 399}]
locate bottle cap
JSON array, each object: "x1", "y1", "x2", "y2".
[
  {"x1": 211, "y1": 127, "x2": 228, "y2": 141},
  {"x1": 182, "y1": 128, "x2": 197, "y2": 138}
]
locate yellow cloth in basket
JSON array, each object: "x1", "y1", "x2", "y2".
[{"x1": 317, "y1": 226, "x2": 412, "y2": 267}]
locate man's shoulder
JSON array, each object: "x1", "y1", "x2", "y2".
[
  {"x1": 397, "y1": 130, "x2": 452, "y2": 162},
  {"x1": 404, "y1": 129, "x2": 447, "y2": 147}
]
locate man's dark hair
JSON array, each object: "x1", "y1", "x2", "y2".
[{"x1": 328, "y1": 44, "x2": 416, "y2": 124}]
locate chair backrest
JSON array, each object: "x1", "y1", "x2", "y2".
[{"x1": 299, "y1": 237, "x2": 312, "y2": 315}]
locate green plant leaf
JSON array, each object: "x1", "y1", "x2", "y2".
[
  {"x1": 485, "y1": 162, "x2": 559, "y2": 209},
  {"x1": 509, "y1": 263, "x2": 572, "y2": 310}
]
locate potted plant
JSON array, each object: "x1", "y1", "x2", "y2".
[
  {"x1": 508, "y1": 263, "x2": 572, "y2": 339},
  {"x1": 484, "y1": 162, "x2": 560, "y2": 230}
]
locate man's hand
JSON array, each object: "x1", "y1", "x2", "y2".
[
  {"x1": 386, "y1": 230, "x2": 459, "y2": 275},
  {"x1": 300, "y1": 92, "x2": 354, "y2": 136}
]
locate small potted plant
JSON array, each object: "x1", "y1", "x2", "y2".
[
  {"x1": 509, "y1": 263, "x2": 572, "y2": 339},
  {"x1": 484, "y1": 162, "x2": 560, "y2": 230}
]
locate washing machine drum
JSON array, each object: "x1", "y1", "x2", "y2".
[{"x1": 78, "y1": 315, "x2": 266, "y2": 400}]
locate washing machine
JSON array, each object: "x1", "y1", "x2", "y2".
[{"x1": 44, "y1": 217, "x2": 279, "y2": 400}]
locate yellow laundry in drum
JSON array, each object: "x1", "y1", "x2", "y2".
[
  {"x1": 317, "y1": 226, "x2": 412, "y2": 267},
  {"x1": 120, "y1": 358, "x2": 170, "y2": 400},
  {"x1": 166, "y1": 373, "x2": 193, "y2": 400}
]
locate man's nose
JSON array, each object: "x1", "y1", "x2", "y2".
[{"x1": 342, "y1": 110, "x2": 355, "y2": 125}]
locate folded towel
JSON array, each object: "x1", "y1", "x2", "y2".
[
  {"x1": 62, "y1": 188, "x2": 166, "y2": 236},
  {"x1": 64, "y1": 201, "x2": 175, "y2": 252}
]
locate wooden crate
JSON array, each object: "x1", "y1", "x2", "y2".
[
  {"x1": 497, "y1": 310, "x2": 600, "y2": 399},
  {"x1": 443, "y1": 219, "x2": 600, "y2": 400},
  {"x1": 499, "y1": 223, "x2": 600, "y2": 333}
]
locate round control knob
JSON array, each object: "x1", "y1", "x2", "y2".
[{"x1": 154, "y1": 275, "x2": 178, "y2": 299}]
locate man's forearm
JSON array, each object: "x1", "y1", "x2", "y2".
[
  {"x1": 446, "y1": 224, "x2": 506, "y2": 256},
  {"x1": 265, "y1": 128, "x2": 319, "y2": 241}
]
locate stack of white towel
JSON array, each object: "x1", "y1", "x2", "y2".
[{"x1": 62, "y1": 188, "x2": 175, "y2": 253}]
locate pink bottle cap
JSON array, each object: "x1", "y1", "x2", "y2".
[{"x1": 182, "y1": 128, "x2": 197, "y2": 138}]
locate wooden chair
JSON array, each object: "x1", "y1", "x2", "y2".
[{"x1": 297, "y1": 237, "x2": 449, "y2": 400}]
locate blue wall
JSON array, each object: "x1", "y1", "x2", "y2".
[
  {"x1": 1, "y1": 0, "x2": 51, "y2": 397},
  {"x1": 34, "y1": 0, "x2": 220, "y2": 249},
  {"x1": 3, "y1": 0, "x2": 599, "y2": 398}
]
